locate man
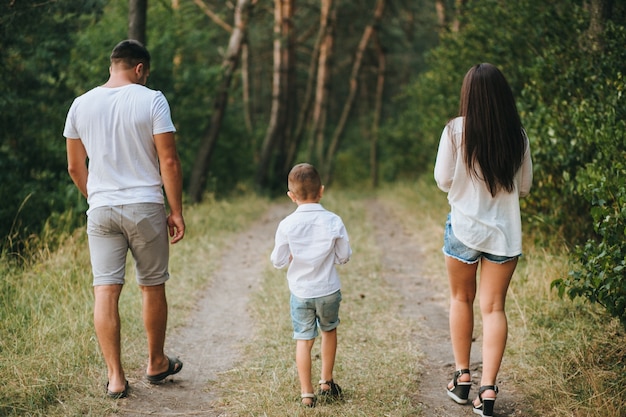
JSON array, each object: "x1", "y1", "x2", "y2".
[{"x1": 64, "y1": 39, "x2": 185, "y2": 399}]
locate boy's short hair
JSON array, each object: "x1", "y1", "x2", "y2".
[
  {"x1": 110, "y1": 39, "x2": 151, "y2": 70},
  {"x1": 288, "y1": 163, "x2": 322, "y2": 201}
]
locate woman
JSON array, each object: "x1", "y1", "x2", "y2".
[{"x1": 434, "y1": 63, "x2": 533, "y2": 417}]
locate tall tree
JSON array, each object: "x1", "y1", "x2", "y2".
[
  {"x1": 255, "y1": 0, "x2": 296, "y2": 189},
  {"x1": 285, "y1": 0, "x2": 334, "y2": 174},
  {"x1": 587, "y1": 0, "x2": 613, "y2": 50},
  {"x1": 188, "y1": 0, "x2": 253, "y2": 202},
  {"x1": 370, "y1": 32, "x2": 385, "y2": 188},
  {"x1": 324, "y1": 0, "x2": 385, "y2": 183},
  {"x1": 128, "y1": 0, "x2": 147, "y2": 44},
  {"x1": 310, "y1": 0, "x2": 335, "y2": 166}
]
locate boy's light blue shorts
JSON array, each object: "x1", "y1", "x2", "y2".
[
  {"x1": 443, "y1": 214, "x2": 519, "y2": 265},
  {"x1": 290, "y1": 290, "x2": 342, "y2": 340}
]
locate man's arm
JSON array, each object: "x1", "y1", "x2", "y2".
[
  {"x1": 66, "y1": 138, "x2": 88, "y2": 198},
  {"x1": 154, "y1": 132, "x2": 185, "y2": 243}
]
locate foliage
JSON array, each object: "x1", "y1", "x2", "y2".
[
  {"x1": 0, "y1": 0, "x2": 105, "y2": 254},
  {"x1": 380, "y1": 0, "x2": 566, "y2": 180},
  {"x1": 550, "y1": 40, "x2": 626, "y2": 325},
  {"x1": 383, "y1": 0, "x2": 626, "y2": 327}
]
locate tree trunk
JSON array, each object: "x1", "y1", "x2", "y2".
[
  {"x1": 128, "y1": 0, "x2": 147, "y2": 44},
  {"x1": 286, "y1": 0, "x2": 334, "y2": 174},
  {"x1": 370, "y1": 33, "x2": 385, "y2": 188},
  {"x1": 323, "y1": 0, "x2": 385, "y2": 184},
  {"x1": 435, "y1": 0, "x2": 446, "y2": 29},
  {"x1": 241, "y1": 41, "x2": 254, "y2": 134},
  {"x1": 311, "y1": 1, "x2": 334, "y2": 168},
  {"x1": 451, "y1": 0, "x2": 466, "y2": 33},
  {"x1": 255, "y1": 0, "x2": 295, "y2": 189},
  {"x1": 281, "y1": 0, "x2": 296, "y2": 179},
  {"x1": 188, "y1": 0, "x2": 251, "y2": 202},
  {"x1": 587, "y1": 0, "x2": 613, "y2": 51}
]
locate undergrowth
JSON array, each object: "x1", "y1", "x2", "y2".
[{"x1": 1, "y1": 181, "x2": 625, "y2": 416}]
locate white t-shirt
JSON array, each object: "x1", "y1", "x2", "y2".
[
  {"x1": 63, "y1": 84, "x2": 176, "y2": 212},
  {"x1": 434, "y1": 117, "x2": 533, "y2": 256},
  {"x1": 271, "y1": 203, "x2": 352, "y2": 299}
]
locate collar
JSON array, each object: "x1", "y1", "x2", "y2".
[{"x1": 295, "y1": 203, "x2": 324, "y2": 212}]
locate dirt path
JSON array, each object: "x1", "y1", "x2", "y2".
[
  {"x1": 112, "y1": 200, "x2": 521, "y2": 416},
  {"x1": 367, "y1": 200, "x2": 521, "y2": 417},
  {"x1": 112, "y1": 204, "x2": 292, "y2": 417}
]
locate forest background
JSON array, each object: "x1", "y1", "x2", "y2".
[{"x1": 1, "y1": 1, "x2": 626, "y2": 337}]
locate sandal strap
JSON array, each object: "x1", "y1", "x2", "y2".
[
  {"x1": 477, "y1": 385, "x2": 499, "y2": 399},
  {"x1": 301, "y1": 393, "x2": 316, "y2": 399},
  {"x1": 319, "y1": 379, "x2": 333, "y2": 385},
  {"x1": 452, "y1": 369, "x2": 471, "y2": 387}
]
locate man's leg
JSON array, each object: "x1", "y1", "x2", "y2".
[
  {"x1": 94, "y1": 284, "x2": 125, "y2": 392},
  {"x1": 141, "y1": 284, "x2": 176, "y2": 376}
]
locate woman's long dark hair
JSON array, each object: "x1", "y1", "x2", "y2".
[{"x1": 459, "y1": 63, "x2": 525, "y2": 197}]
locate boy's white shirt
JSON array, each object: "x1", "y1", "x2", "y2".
[{"x1": 271, "y1": 203, "x2": 351, "y2": 299}]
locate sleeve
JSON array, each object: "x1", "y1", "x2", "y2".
[
  {"x1": 334, "y1": 221, "x2": 352, "y2": 265},
  {"x1": 63, "y1": 99, "x2": 80, "y2": 139},
  {"x1": 152, "y1": 91, "x2": 177, "y2": 135},
  {"x1": 434, "y1": 124, "x2": 456, "y2": 192},
  {"x1": 270, "y1": 224, "x2": 291, "y2": 269},
  {"x1": 518, "y1": 135, "x2": 533, "y2": 198}
]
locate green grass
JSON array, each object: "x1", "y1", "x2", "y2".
[
  {"x1": 1, "y1": 181, "x2": 625, "y2": 416},
  {"x1": 0, "y1": 193, "x2": 271, "y2": 417}
]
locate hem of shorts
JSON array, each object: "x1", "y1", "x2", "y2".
[
  {"x1": 482, "y1": 255, "x2": 520, "y2": 265},
  {"x1": 442, "y1": 248, "x2": 520, "y2": 265},
  {"x1": 292, "y1": 322, "x2": 339, "y2": 341},
  {"x1": 293, "y1": 333, "x2": 318, "y2": 341},
  {"x1": 443, "y1": 252, "x2": 479, "y2": 265},
  {"x1": 92, "y1": 274, "x2": 170, "y2": 287}
]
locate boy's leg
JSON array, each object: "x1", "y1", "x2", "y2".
[
  {"x1": 320, "y1": 328, "x2": 337, "y2": 383},
  {"x1": 296, "y1": 339, "x2": 316, "y2": 402}
]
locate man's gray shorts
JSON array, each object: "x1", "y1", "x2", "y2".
[{"x1": 87, "y1": 203, "x2": 170, "y2": 286}]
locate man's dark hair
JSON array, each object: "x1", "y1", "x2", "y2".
[{"x1": 110, "y1": 39, "x2": 151, "y2": 69}]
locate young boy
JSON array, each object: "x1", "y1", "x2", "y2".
[{"x1": 270, "y1": 163, "x2": 352, "y2": 407}]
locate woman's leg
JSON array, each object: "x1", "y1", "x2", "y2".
[
  {"x1": 446, "y1": 256, "x2": 478, "y2": 386},
  {"x1": 475, "y1": 258, "x2": 517, "y2": 402}
]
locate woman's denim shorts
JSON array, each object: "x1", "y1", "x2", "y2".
[
  {"x1": 290, "y1": 290, "x2": 342, "y2": 340},
  {"x1": 443, "y1": 214, "x2": 519, "y2": 265}
]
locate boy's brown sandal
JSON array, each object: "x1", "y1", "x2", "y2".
[
  {"x1": 318, "y1": 379, "x2": 343, "y2": 398},
  {"x1": 300, "y1": 393, "x2": 317, "y2": 407}
]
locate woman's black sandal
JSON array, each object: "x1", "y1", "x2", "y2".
[
  {"x1": 446, "y1": 368, "x2": 471, "y2": 404},
  {"x1": 472, "y1": 385, "x2": 498, "y2": 416}
]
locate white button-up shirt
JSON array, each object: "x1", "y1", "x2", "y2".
[{"x1": 271, "y1": 203, "x2": 351, "y2": 298}]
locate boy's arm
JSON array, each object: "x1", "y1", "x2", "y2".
[
  {"x1": 270, "y1": 228, "x2": 291, "y2": 269},
  {"x1": 334, "y1": 225, "x2": 352, "y2": 264}
]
